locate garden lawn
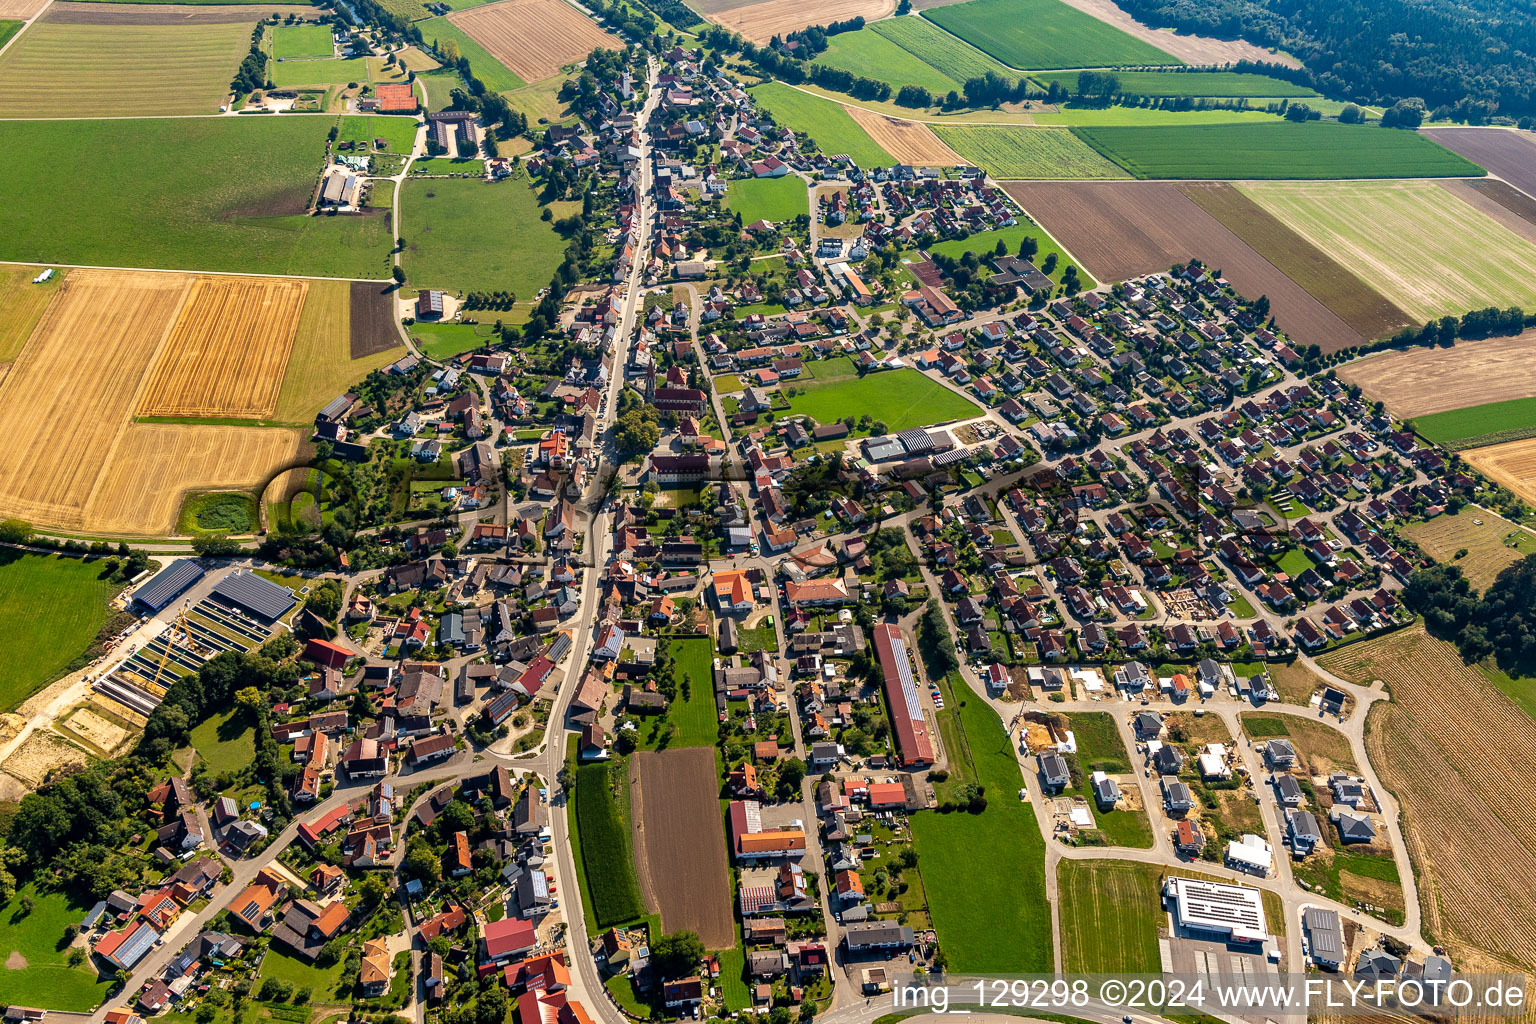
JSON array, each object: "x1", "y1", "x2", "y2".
[
  {"x1": 1064, "y1": 712, "x2": 1129, "y2": 772},
  {"x1": 923, "y1": 0, "x2": 1178, "y2": 70},
  {"x1": 0, "y1": 118, "x2": 392, "y2": 278},
  {"x1": 273, "y1": 23, "x2": 333, "y2": 59},
  {"x1": 407, "y1": 320, "x2": 501, "y2": 360},
  {"x1": 571, "y1": 746, "x2": 648, "y2": 928},
  {"x1": 725, "y1": 176, "x2": 809, "y2": 223},
  {"x1": 338, "y1": 114, "x2": 417, "y2": 154},
  {"x1": 926, "y1": 222, "x2": 1094, "y2": 287},
  {"x1": 910, "y1": 689, "x2": 1051, "y2": 973},
  {"x1": 402, "y1": 172, "x2": 566, "y2": 294},
  {"x1": 1072, "y1": 121, "x2": 1484, "y2": 179},
  {"x1": 932, "y1": 124, "x2": 1127, "y2": 179},
  {"x1": 0, "y1": 885, "x2": 114, "y2": 1012},
  {"x1": 1057, "y1": 860, "x2": 1164, "y2": 972},
  {"x1": 260, "y1": 946, "x2": 352, "y2": 1003},
  {"x1": 747, "y1": 81, "x2": 894, "y2": 169},
  {"x1": 662, "y1": 637, "x2": 719, "y2": 748},
  {"x1": 0, "y1": 552, "x2": 120, "y2": 711},
  {"x1": 189, "y1": 708, "x2": 256, "y2": 775},
  {"x1": 781, "y1": 368, "x2": 978, "y2": 432}
]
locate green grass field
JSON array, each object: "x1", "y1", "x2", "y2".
[
  {"x1": 870, "y1": 15, "x2": 1019, "y2": 85},
  {"x1": 176, "y1": 490, "x2": 258, "y2": 535},
  {"x1": 0, "y1": 885, "x2": 115, "y2": 1011},
  {"x1": 781, "y1": 368, "x2": 978, "y2": 432},
  {"x1": 926, "y1": 222, "x2": 1093, "y2": 288},
  {"x1": 0, "y1": 21, "x2": 251, "y2": 117},
  {"x1": 189, "y1": 708, "x2": 257, "y2": 775},
  {"x1": 0, "y1": 552, "x2": 120, "y2": 711},
  {"x1": 402, "y1": 172, "x2": 566, "y2": 294},
  {"x1": 725, "y1": 176, "x2": 808, "y2": 223},
  {"x1": 1064, "y1": 712, "x2": 1130, "y2": 773},
  {"x1": 1033, "y1": 105, "x2": 1281, "y2": 126},
  {"x1": 269, "y1": 55, "x2": 373, "y2": 87},
  {"x1": 0, "y1": 118, "x2": 393, "y2": 278},
  {"x1": 1241, "y1": 179, "x2": 1536, "y2": 322},
  {"x1": 573, "y1": 755, "x2": 648, "y2": 927},
  {"x1": 910, "y1": 689, "x2": 1051, "y2": 973},
  {"x1": 421, "y1": 17, "x2": 526, "y2": 93},
  {"x1": 933, "y1": 124, "x2": 1128, "y2": 179},
  {"x1": 273, "y1": 23, "x2": 333, "y2": 59},
  {"x1": 1073, "y1": 121, "x2": 1485, "y2": 179},
  {"x1": 337, "y1": 114, "x2": 418, "y2": 154},
  {"x1": 1035, "y1": 69, "x2": 1314, "y2": 98},
  {"x1": 1415, "y1": 397, "x2": 1536, "y2": 447},
  {"x1": 407, "y1": 320, "x2": 501, "y2": 359},
  {"x1": 748, "y1": 81, "x2": 894, "y2": 168},
  {"x1": 260, "y1": 946, "x2": 352, "y2": 1002},
  {"x1": 924, "y1": 0, "x2": 1178, "y2": 70},
  {"x1": 663, "y1": 637, "x2": 720, "y2": 748},
  {"x1": 0, "y1": 20, "x2": 20, "y2": 49},
  {"x1": 817, "y1": 28, "x2": 961, "y2": 95},
  {"x1": 1058, "y1": 860, "x2": 1164, "y2": 972}
]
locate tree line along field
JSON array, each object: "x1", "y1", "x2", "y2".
[
  {"x1": 401, "y1": 171, "x2": 568, "y2": 296},
  {"x1": 1034, "y1": 68, "x2": 1315, "y2": 97},
  {"x1": 0, "y1": 18, "x2": 253, "y2": 117},
  {"x1": 1323, "y1": 624, "x2": 1536, "y2": 973},
  {"x1": 421, "y1": 15, "x2": 525, "y2": 92},
  {"x1": 725, "y1": 176, "x2": 808, "y2": 223},
  {"x1": 747, "y1": 81, "x2": 895, "y2": 169},
  {"x1": 0, "y1": 551, "x2": 124, "y2": 712},
  {"x1": 1240, "y1": 180, "x2": 1536, "y2": 323},
  {"x1": 923, "y1": 0, "x2": 1179, "y2": 70},
  {"x1": 1073, "y1": 121, "x2": 1485, "y2": 180},
  {"x1": 932, "y1": 124, "x2": 1128, "y2": 179},
  {"x1": 0, "y1": 118, "x2": 394, "y2": 280},
  {"x1": 708, "y1": 0, "x2": 894, "y2": 46}
]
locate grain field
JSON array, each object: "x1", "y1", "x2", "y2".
[
  {"x1": 0, "y1": 0, "x2": 47, "y2": 18},
  {"x1": 0, "y1": 270, "x2": 189, "y2": 530},
  {"x1": 448, "y1": 0, "x2": 621, "y2": 82},
  {"x1": 712, "y1": 0, "x2": 894, "y2": 43},
  {"x1": 1464, "y1": 438, "x2": 1536, "y2": 509},
  {"x1": 1338, "y1": 331, "x2": 1536, "y2": 419},
  {"x1": 1323, "y1": 624, "x2": 1536, "y2": 972},
  {"x1": 137, "y1": 275, "x2": 308, "y2": 420},
  {"x1": 273, "y1": 279, "x2": 401, "y2": 424},
  {"x1": 846, "y1": 106, "x2": 961, "y2": 166},
  {"x1": 0, "y1": 264, "x2": 65, "y2": 363}
]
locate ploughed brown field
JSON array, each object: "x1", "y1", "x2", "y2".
[
  {"x1": 41, "y1": 1, "x2": 316, "y2": 24},
  {"x1": 350, "y1": 280, "x2": 401, "y2": 358},
  {"x1": 846, "y1": 107, "x2": 961, "y2": 166},
  {"x1": 1004, "y1": 180, "x2": 1368, "y2": 353},
  {"x1": 448, "y1": 0, "x2": 622, "y2": 82},
  {"x1": 711, "y1": 0, "x2": 894, "y2": 43},
  {"x1": 1337, "y1": 330, "x2": 1536, "y2": 419},
  {"x1": 628, "y1": 747, "x2": 735, "y2": 948},
  {"x1": 1440, "y1": 178, "x2": 1536, "y2": 247},
  {"x1": 137, "y1": 275, "x2": 308, "y2": 420},
  {"x1": 1424, "y1": 127, "x2": 1536, "y2": 201}
]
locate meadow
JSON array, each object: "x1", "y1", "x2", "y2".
[
  {"x1": 782, "y1": 368, "x2": 978, "y2": 432},
  {"x1": 406, "y1": 320, "x2": 501, "y2": 360},
  {"x1": 572, "y1": 753, "x2": 648, "y2": 928},
  {"x1": 272, "y1": 22, "x2": 332, "y2": 59},
  {"x1": 910, "y1": 683, "x2": 1051, "y2": 972},
  {"x1": 1035, "y1": 69, "x2": 1314, "y2": 97},
  {"x1": 401, "y1": 172, "x2": 566, "y2": 294},
  {"x1": 923, "y1": 0, "x2": 1178, "y2": 70},
  {"x1": 1032, "y1": 105, "x2": 1279, "y2": 126},
  {"x1": 748, "y1": 81, "x2": 894, "y2": 168},
  {"x1": 0, "y1": 21, "x2": 250, "y2": 117},
  {"x1": 189, "y1": 707, "x2": 257, "y2": 774},
  {"x1": 817, "y1": 27, "x2": 959, "y2": 95},
  {"x1": 926, "y1": 222, "x2": 1091, "y2": 288},
  {"x1": 1241, "y1": 179, "x2": 1536, "y2": 321},
  {"x1": 1062, "y1": 712, "x2": 1130, "y2": 772},
  {"x1": 421, "y1": 15, "x2": 526, "y2": 93},
  {"x1": 725, "y1": 176, "x2": 808, "y2": 223},
  {"x1": 269, "y1": 55, "x2": 374, "y2": 87},
  {"x1": 1072, "y1": 121, "x2": 1485, "y2": 180},
  {"x1": 932, "y1": 124, "x2": 1127, "y2": 179},
  {"x1": 0, "y1": 118, "x2": 394, "y2": 279},
  {"x1": 1414, "y1": 397, "x2": 1536, "y2": 448},
  {"x1": 0, "y1": 885, "x2": 116, "y2": 1011},
  {"x1": 0, "y1": 551, "x2": 121, "y2": 710},
  {"x1": 1058, "y1": 860, "x2": 1163, "y2": 972},
  {"x1": 869, "y1": 15, "x2": 1017, "y2": 84},
  {"x1": 0, "y1": 20, "x2": 20, "y2": 49},
  {"x1": 337, "y1": 113, "x2": 418, "y2": 154}
]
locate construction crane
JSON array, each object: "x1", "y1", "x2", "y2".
[{"x1": 146, "y1": 610, "x2": 192, "y2": 698}]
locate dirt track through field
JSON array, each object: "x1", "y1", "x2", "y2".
[
  {"x1": 1337, "y1": 331, "x2": 1536, "y2": 418},
  {"x1": 137, "y1": 275, "x2": 307, "y2": 420},
  {"x1": 847, "y1": 106, "x2": 962, "y2": 166},
  {"x1": 1004, "y1": 180, "x2": 1366, "y2": 353},
  {"x1": 0, "y1": 270, "x2": 190, "y2": 529},
  {"x1": 1424, "y1": 127, "x2": 1536, "y2": 201},
  {"x1": 629, "y1": 747, "x2": 735, "y2": 948},
  {"x1": 41, "y1": 1, "x2": 313, "y2": 23},
  {"x1": 712, "y1": 0, "x2": 894, "y2": 43},
  {"x1": 448, "y1": 0, "x2": 621, "y2": 82}
]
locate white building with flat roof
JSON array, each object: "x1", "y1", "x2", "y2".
[
  {"x1": 1225, "y1": 833, "x2": 1273, "y2": 875},
  {"x1": 1163, "y1": 875, "x2": 1269, "y2": 945}
]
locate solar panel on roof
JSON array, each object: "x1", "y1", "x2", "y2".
[
  {"x1": 134, "y1": 558, "x2": 205, "y2": 612},
  {"x1": 212, "y1": 573, "x2": 297, "y2": 621}
]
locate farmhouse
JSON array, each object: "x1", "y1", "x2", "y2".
[
  {"x1": 872, "y1": 624, "x2": 934, "y2": 768},
  {"x1": 727, "y1": 800, "x2": 806, "y2": 861}
]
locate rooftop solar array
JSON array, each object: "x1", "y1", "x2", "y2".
[
  {"x1": 212, "y1": 572, "x2": 297, "y2": 621},
  {"x1": 134, "y1": 558, "x2": 205, "y2": 612}
]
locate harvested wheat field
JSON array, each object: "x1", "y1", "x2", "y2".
[
  {"x1": 137, "y1": 275, "x2": 307, "y2": 420},
  {"x1": 1400, "y1": 508, "x2": 1524, "y2": 591},
  {"x1": 1323, "y1": 624, "x2": 1536, "y2": 972},
  {"x1": 1005, "y1": 180, "x2": 1365, "y2": 353},
  {"x1": 41, "y1": 2, "x2": 315, "y2": 24},
  {"x1": 1465, "y1": 438, "x2": 1536, "y2": 509},
  {"x1": 847, "y1": 106, "x2": 961, "y2": 166},
  {"x1": 273, "y1": 280, "x2": 402, "y2": 424},
  {"x1": 1338, "y1": 332, "x2": 1536, "y2": 419},
  {"x1": 0, "y1": 270, "x2": 190, "y2": 529},
  {"x1": 0, "y1": 0, "x2": 47, "y2": 18},
  {"x1": 84, "y1": 422, "x2": 304, "y2": 535},
  {"x1": 629, "y1": 747, "x2": 734, "y2": 948},
  {"x1": 713, "y1": 0, "x2": 894, "y2": 43},
  {"x1": 1052, "y1": 0, "x2": 1296, "y2": 66},
  {"x1": 449, "y1": 0, "x2": 621, "y2": 82},
  {"x1": 0, "y1": 265, "x2": 65, "y2": 363}
]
